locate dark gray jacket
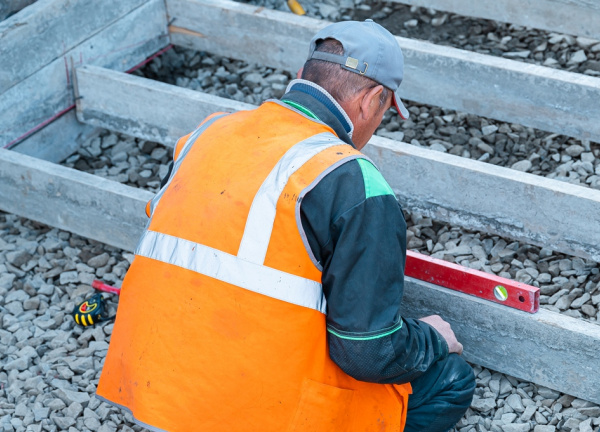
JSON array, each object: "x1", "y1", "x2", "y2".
[{"x1": 283, "y1": 80, "x2": 449, "y2": 384}]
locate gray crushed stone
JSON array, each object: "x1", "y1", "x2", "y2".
[{"x1": 0, "y1": 213, "x2": 147, "y2": 432}]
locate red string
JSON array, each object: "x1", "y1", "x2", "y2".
[
  {"x1": 3, "y1": 44, "x2": 174, "y2": 150},
  {"x1": 126, "y1": 44, "x2": 173, "y2": 73},
  {"x1": 3, "y1": 104, "x2": 76, "y2": 149}
]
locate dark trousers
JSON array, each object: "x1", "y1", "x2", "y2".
[{"x1": 404, "y1": 354, "x2": 476, "y2": 432}]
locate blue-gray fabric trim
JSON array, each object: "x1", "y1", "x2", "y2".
[
  {"x1": 284, "y1": 79, "x2": 354, "y2": 138},
  {"x1": 237, "y1": 132, "x2": 342, "y2": 265},
  {"x1": 148, "y1": 113, "x2": 228, "y2": 217},
  {"x1": 135, "y1": 230, "x2": 327, "y2": 314},
  {"x1": 94, "y1": 394, "x2": 168, "y2": 432}
]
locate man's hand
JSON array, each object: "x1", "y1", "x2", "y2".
[{"x1": 419, "y1": 315, "x2": 463, "y2": 355}]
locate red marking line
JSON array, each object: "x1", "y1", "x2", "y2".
[{"x1": 405, "y1": 250, "x2": 540, "y2": 313}]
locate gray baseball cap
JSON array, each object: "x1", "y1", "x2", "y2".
[{"x1": 307, "y1": 19, "x2": 409, "y2": 119}]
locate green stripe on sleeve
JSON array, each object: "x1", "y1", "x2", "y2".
[
  {"x1": 327, "y1": 320, "x2": 403, "y2": 341},
  {"x1": 357, "y1": 158, "x2": 395, "y2": 199}
]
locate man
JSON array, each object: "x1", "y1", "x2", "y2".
[{"x1": 97, "y1": 20, "x2": 475, "y2": 431}]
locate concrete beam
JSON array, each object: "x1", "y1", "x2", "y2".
[
  {"x1": 166, "y1": 0, "x2": 600, "y2": 143},
  {"x1": 74, "y1": 66, "x2": 600, "y2": 263},
  {"x1": 0, "y1": 0, "x2": 149, "y2": 94},
  {"x1": 0, "y1": 0, "x2": 169, "y2": 156},
  {"x1": 0, "y1": 148, "x2": 152, "y2": 252},
  {"x1": 401, "y1": 278, "x2": 600, "y2": 404},
  {"x1": 1, "y1": 146, "x2": 598, "y2": 402},
  {"x1": 389, "y1": 0, "x2": 600, "y2": 40},
  {"x1": 74, "y1": 65, "x2": 253, "y2": 147},
  {"x1": 364, "y1": 136, "x2": 600, "y2": 264}
]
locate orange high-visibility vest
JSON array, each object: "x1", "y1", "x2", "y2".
[{"x1": 97, "y1": 101, "x2": 411, "y2": 431}]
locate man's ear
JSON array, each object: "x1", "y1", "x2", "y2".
[
  {"x1": 359, "y1": 85, "x2": 384, "y2": 120},
  {"x1": 296, "y1": 67, "x2": 304, "y2": 79}
]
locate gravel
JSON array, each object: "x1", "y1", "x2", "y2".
[
  {"x1": 0, "y1": 212, "x2": 146, "y2": 432},
  {"x1": 460, "y1": 364, "x2": 600, "y2": 432},
  {"x1": 62, "y1": 131, "x2": 172, "y2": 194}
]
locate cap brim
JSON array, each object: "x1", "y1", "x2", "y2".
[{"x1": 392, "y1": 91, "x2": 409, "y2": 120}]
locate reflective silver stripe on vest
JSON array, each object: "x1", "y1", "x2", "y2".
[
  {"x1": 237, "y1": 132, "x2": 341, "y2": 264},
  {"x1": 148, "y1": 113, "x2": 228, "y2": 217},
  {"x1": 136, "y1": 230, "x2": 327, "y2": 314},
  {"x1": 295, "y1": 154, "x2": 364, "y2": 272}
]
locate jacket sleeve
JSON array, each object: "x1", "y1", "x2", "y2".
[{"x1": 300, "y1": 159, "x2": 448, "y2": 384}]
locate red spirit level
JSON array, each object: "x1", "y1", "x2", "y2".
[{"x1": 405, "y1": 250, "x2": 540, "y2": 313}]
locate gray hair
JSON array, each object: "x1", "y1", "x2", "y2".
[{"x1": 302, "y1": 38, "x2": 391, "y2": 108}]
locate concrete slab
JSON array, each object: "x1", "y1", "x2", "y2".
[
  {"x1": 166, "y1": 0, "x2": 600, "y2": 142},
  {"x1": 11, "y1": 110, "x2": 97, "y2": 163},
  {"x1": 364, "y1": 136, "x2": 600, "y2": 264},
  {"x1": 74, "y1": 65, "x2": 252, "y2": 147},
  {"x1": 74, "y1": 66, "x2": 600, "y2": 263}
]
